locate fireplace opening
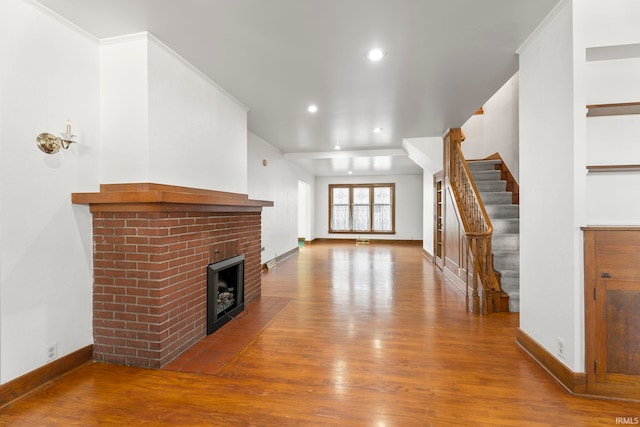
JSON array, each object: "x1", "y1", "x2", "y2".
[{"x1": 207, "y1": 254, "x2": 245, "y2": 334}]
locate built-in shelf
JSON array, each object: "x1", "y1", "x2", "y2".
[
  {"x1": 586, "y1": 102, "x2": 640, "y2": 117},
  {"x1": 586, "y1": 165, "x2": 640, "y2": 173}
]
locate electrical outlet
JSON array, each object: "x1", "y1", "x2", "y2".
[
  {"x1": 46, "y1": 343, "x2": 57, "y2": 362},
  {"x1": 557, "y1": 337, "x2": 565, "y2": 359}
]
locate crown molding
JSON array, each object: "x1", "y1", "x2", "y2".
[
  {"x1": 516, "y1": 0, "x2": 571, "y2": 55},
  {"x1": 28, "y1": 0, "x2": 98, "y2": 44},
  {"x1": 99, "y1": 32, "x2": 248, "y2": 112}
]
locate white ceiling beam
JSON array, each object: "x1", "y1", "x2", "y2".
[{"x1": 283, "y1": 149, "x2": 408, "y2": 160}]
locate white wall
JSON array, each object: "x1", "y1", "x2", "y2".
[
  {"x1": 295, "y1": 165, "x2": 316, "y2": 241},
  {"x1": 517, "y1": 0, "x2": 640, "y2": 376},
  {"x1": 314, "y1": 174, "x2": 423, "y2": 241},
  {"x1": 0, "y1": 2, "x2": 254, "y2": 385},
  {"x1": 247, "y1": 132, "x2": 312, "y2": 264},
  {"x1": 0, "y1": 0, "x2": 100, "y2": 383},
  {"x1": 519, "y1": 1, "x2": 584, "y2": 370},
  {"x1": 298, "y1": 181, "x2": 312, "y2": 240},
  {"x1": 100, "y1": 35, "x2": 150, "y2": 183},
  {"x1": 580, "y1": 0, "x2": 640, "y2": 48},
  {"x1": 402, "y1": 137, "x2": 442, "y2": 255},
  {"x1": 101, "y1": 33, "x2": 249, "y2": 193},
  {"x1": 147, "y1": 37, "x2": 248, "y2": 193},
  {"x1": 462, "y1": 73, "x2": 520, "y2": 181}
]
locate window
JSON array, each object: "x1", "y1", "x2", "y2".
[{"x1": 329, "y1": 184, "x2": 395, "y2": 234}]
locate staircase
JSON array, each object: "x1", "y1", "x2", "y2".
[{"x1": 467, "y1": 159, "x2": 520, "y2": 312}]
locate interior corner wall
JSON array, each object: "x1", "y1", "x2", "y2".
[
  {"x1": 402, "y1": 137, "x2": 443, "y2": 256},
  {"x1": 0, "y1": 0, "x2": 99, "y2": 383},
  {"x1": 247, "y1": 132, "x2": 302, "y2": 264},
  {"x1": 518, "y1": 1, "x2": 582, "y2": 371},
  {"x1": 297, "y1": 180, "x2": 314, "y2": 241},
  {"x1": 462, "y1": 72, "x2": 520, "y2": 181},
  {"x1": 291, "y1": 164, "x2": 316, "y2": 242},
  {"x1": 422, "y1": 172, "x2": 434, "y2": 255},
  {"x1": 100, "y1": 34, "x2": 249, "y2": 193},
  {"x1": 314, "y1": 174, "x2": 423, "y2": 241}
]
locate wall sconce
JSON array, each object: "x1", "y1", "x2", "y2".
[{"x1": 36, "y1": 121, "x2": 77, "y2": 154}]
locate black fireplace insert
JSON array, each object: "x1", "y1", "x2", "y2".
[{"x1": 207, "y1": 254, "x2": 245, "y2": 334}]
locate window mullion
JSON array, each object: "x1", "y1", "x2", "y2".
[
  {"x1": 369, "y1": 186, "x2": 374, "y2": 232},
  {"x1": 329, "y1": 183, "x2": 394, "y2": 234},
  {"x1": 349, "y1": 187, "x2": 354, "y2": 232}
]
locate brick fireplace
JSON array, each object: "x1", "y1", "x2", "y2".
[{"x1": 72, "y1": 183, "x2": 272, "y2": 368}]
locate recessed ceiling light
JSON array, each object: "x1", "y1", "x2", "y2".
[
  {"x1": 307, "y1": 104, "x2": 318, "y2": 113},
  {"x1": 334, "y1": 144, "x2": 341, "y2": 150},
  {"x1": 372, "y1": 127, "x2": 383, "y2": 133},
  {"x1": 348, "y1": 170, "x2": 353, "y2": 175},
  {"x1": 367, "y1": 48, "x2": 386, "y2": 62}
]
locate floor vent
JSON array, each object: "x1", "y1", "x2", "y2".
[{"x1": 266, "y1": 259, "x2": 277, "y2": 270}]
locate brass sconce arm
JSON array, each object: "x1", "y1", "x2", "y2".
[{"x1": 37, "y1": 121, "x2": 77, "y2": 154}]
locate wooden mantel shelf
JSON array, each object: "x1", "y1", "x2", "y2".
[{"x1": 72, "y1": 183, "x2": 273, "y2": 213}]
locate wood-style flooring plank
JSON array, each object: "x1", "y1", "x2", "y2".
[{"x1": 1, "y1": 242, "x2": 638, "y2": 426}]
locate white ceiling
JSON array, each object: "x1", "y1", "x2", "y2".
[{"x1": 36, "y1": 0, "x2": 559, "y2": 176}]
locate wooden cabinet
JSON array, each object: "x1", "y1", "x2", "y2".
[
  {"x1": 433, "y1": 171, "x2": 444, "y2": 269},
  {"x1": 583, "y1": 227, "x2": 640, "y2": 400}
]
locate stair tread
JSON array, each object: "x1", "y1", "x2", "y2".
[
  {"x1": 498, "y1": 270, "x2": 519, "y2": 277},
  {"x1": 468, "y1": 159, "x2": 502, "y2": 164},
  {"x1": 467, "y1": 159, "x2": 502, "y2": 170},
  {"x1": 471, "y1": 170, "x2": 502, "y2": 181}
]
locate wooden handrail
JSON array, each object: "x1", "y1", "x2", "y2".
[{"x1": 445, "y1": 128, "x2": 502, "y2": 314}]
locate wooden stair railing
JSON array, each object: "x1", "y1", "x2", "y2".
[{"x1": 445, "y1": 128, "x2": 503, "y2": 314}]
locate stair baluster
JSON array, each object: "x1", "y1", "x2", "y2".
[{"x1": 445, "y1": 128, "x2": 503, "y2": 314}]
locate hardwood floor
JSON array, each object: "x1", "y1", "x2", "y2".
[{"x1": 1, "y1": 242, "x2": 638, "y2": 426}]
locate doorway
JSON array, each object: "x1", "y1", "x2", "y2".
[{"x1": 298, "y1": 181, "x2": 312, "y2": 244}]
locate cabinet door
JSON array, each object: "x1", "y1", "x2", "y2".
[{"x1": 589, "y1": 278, "x2": 640, "y2": 398}]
